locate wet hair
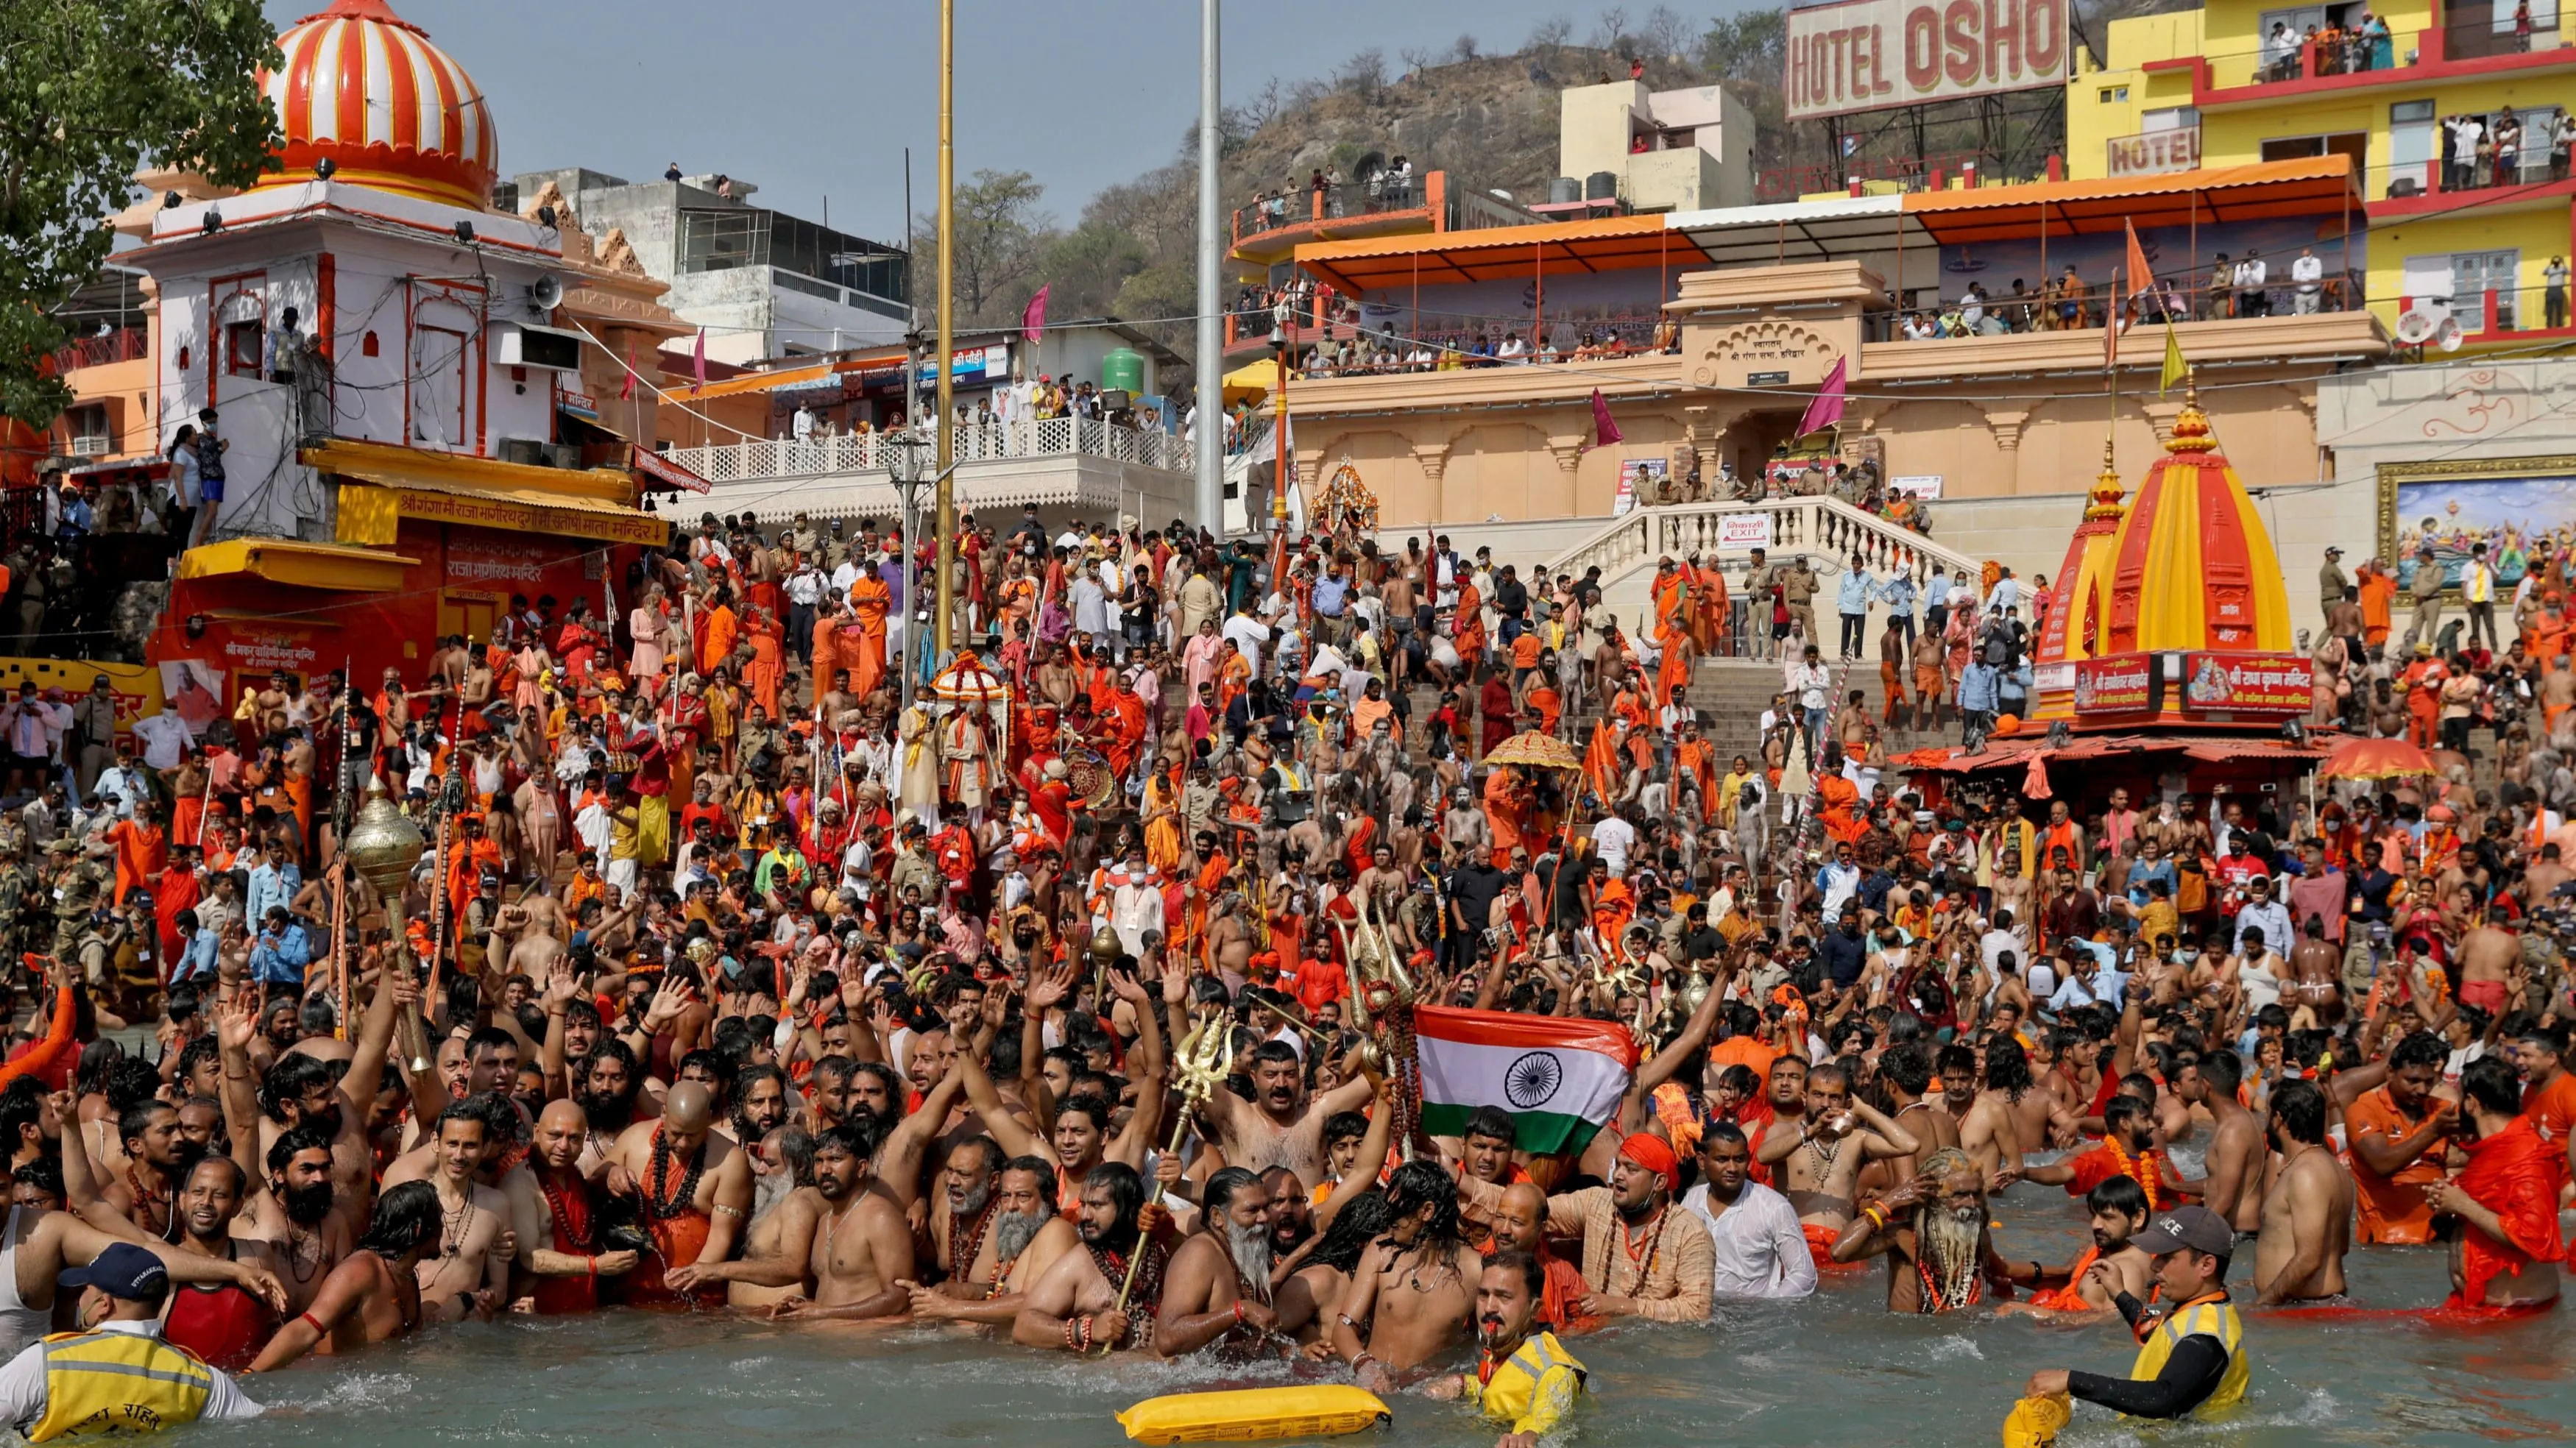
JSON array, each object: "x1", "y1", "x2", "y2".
[
  {"x1": 1055, "y1": 1093, "x2": 1116, "y2": 1135},
  {"x1": 1699, "y1": 1119, "x2": 1749, "y2": 1153},
  {"x1": 850, "y1": 1061, "x2": 902, "y2": 1102},
  {"x1": 1983, "y1": 1037, "x2": 2034, "y2": 1102},
  {"x1": 10, "y1": 1157, "x2": 63, "y2": 1202},
  {"x1": 946, "y1": 1135, "x2": 1006, "y2": 1180},
  {"x1": 1488, "y1": 1248, "x2": 1545, "y2": 1301},
  {"x1": 1936, "y1": 1043, "x2": 1978, "y2": 1085},
  {"x1": 106, "y1": 1059, "x2": 164, "y2": 1115},
  {"x1": 1082, "y1": 1160, "x2": 1147, "y2": 1232},
  {"x1": 2461, "y1": 1055, "x2": 2524, "y2": 1118},
  {"x1": 74, "y1": 1039, "x2": 126, "y2": 1098},
  {"x1": 1715, "y1": 1064, "x2": 1761, "y2": 1098},
  {"x1": 2389, "y1": 1031, "x2": 2449, "y2": 1073},
  {"x1": 1323, "y1": 1111, "x2": 1370, "y2": 1149},
  {"x1": 814, "y1": 1121, "x2": 880, "y2": 1161},
  {"x1": 1384, "y1": 1160, "x2": 1464, "y2": 1253},
  {"x1": 2271, "y1": 1079, "x2": 2327, "y2": 1146},
  {"x1": 1203, "y1": 1165, "x2": 1262, "y2": 1218},
  {"x1": 187, "y1": 1154, "x2": 250, "y2": 1200},
  {"x1": 2085, "y1": 1173, "x2": 2149, "y2": 1221},
  {"x1": 0, "y1": 1079, "x2": 45, "y2": 1148},
  {"x1": 173, "y1": 1036, "x2": 222, "y2": 1087},
  {"x1": 464, "y1": 1025, "x2": 517, "y2": 1063},
  {"x1": 117, "y1": 1101, "x2": 177, "y2": 1152},
  {"x1": 1306, "y1": 1190, "x2": 1395, "y2": 1273},
  {"x1": 1464, "y1": 1105, "x2": 1516, "y2": 1144},
  {"x1": 2102, "y1": 1096, "x2": 2151, "y2": 1140},
  {"x1": 258, "y1": 1054, "x2": 336, "y2": 1123},
  {"x1": 361, "y1": 1179, "x2": 443, "y2": 1256},
  {"x1": 266, "y1": 1120, "x2": 338, "y2": 1175},
  {"x1": 1250, "y1": 1039, "x2": 1301, "y2": 1072},
  {"x1": 771, "y1": 1125, "x2": 817, "y2": 1187},
  {"x1": 432, "y1": 1099, "x2": 497, "y2": 1143},
  {"x1": 1880, "y1": 1042, "x2": 1933, "y2": 1096},
  {"x1": 2195, "y1": 1049, "x2": 2243, "y2": 1096}
]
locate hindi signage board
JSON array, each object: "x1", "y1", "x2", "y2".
[
  {"x1": 2072, "y1": 652, "x2": 2156, "y2": 713},
  {"x1": 1784, "y1": 0, "x2": 2070, "y2": 122},
  {"x1": 1717, "y1": 513, "x2": 1776, "y2": 551},
  {"x1": 2179, "y1": 652, "x2": 2313, "y2": 714}
]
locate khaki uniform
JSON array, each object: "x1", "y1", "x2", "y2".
[
  {"x1": 2318, "y1": 558, "x2": 2351, "y2": 612},
  {"x1": 1741, "y1": 562, "x2": 1779, "y2": 660},
  {"x1": 1780, "y1": 565, "x2": 1819, "y2": 650},
  {"x1": 2405, "y1": 564, "x2": 2444, "y2": 652}
]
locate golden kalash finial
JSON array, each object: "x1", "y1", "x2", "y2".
[
  {"x1": 2084, "y1": 438, "x2": 2127, "y2": 522},
  {"x1": 2166, "y1": 371, "x2": 2214, "y2": 453}
]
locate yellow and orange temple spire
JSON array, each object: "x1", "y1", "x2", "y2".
[{"x1": 2030, "y1": 439, "x2": 2130, "y2": 722}]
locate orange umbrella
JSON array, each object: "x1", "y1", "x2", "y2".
[{"x1": 2316, "y1": 737, "x2": 2435, "y2": 783}]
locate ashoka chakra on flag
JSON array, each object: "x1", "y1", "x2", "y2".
[{"x1": 1415, "y1": 1005, "x2": 1638, "y2": 1157}]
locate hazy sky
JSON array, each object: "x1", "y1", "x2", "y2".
[{"x1": 266, "y1": 0, "x2": 1709, "y2": 240}]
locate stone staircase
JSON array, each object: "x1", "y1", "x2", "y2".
[{"x1": 1543, "y1": 497, "x2": 1982, "y2": 626}]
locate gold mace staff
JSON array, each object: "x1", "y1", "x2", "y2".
[{"x1": 1101, "y1": 1014, "x2": 1230, "y2": 1349}]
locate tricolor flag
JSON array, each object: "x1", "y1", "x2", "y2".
[{"x1": 1415, "y1": 1005, "x2": 1636, "y2": 1155}]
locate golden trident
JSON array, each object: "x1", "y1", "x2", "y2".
[{"x1": 1102, "y1": 1012, "x2": 1234, "y2": 1346}]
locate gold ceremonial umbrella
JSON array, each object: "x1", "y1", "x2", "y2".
[{"x1": 1484, "y1": 729, "x2": 1583, "y2": 772}]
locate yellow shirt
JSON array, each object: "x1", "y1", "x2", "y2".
[{"x1": 1465, "y1": 1332, "x2": 1585, "y2": 1438}]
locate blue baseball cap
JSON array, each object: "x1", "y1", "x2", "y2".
[{"x1": 61, "y1": 1243, "x2": 169, "y2": 1300}]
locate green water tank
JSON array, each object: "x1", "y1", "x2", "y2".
[{"x1": 1100, "y1": 347, "x2": 1146, "y2": 395}]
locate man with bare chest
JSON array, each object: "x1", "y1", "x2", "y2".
[
  {"x1": 908, "y1": 1150, "x2": 1078, "y2": 1323},
  {"x1": 771, "y1": 1124, "x2": 912, "y2": 1319},
  {"x1": 1756, "y1": 1063, "x2": 1919, "y2": 1248},
  {"x1": 1329, "y1": 1161, "x2": 1480, "y2": 1383},
  {"x1": 411, "y1": 1101, "x2": 514, "y2": 1321},
  {"x1": 1200, "y1": 1040, "x2": 1376, "y2": 1186}
]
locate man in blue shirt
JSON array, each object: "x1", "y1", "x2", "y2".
[
  {"x1": 247, "y1": 906, "x2": 311, "y2": 988},
  {"x1": 1957, "y1": 658, "x2": 2000, "y2": 748},
  {"x1": 1312, "y1": 561, "x2": 1350, "y2": 646},
  {"x1": 1836, "y1": 555, "x2": 1875, "y2": 661},
  {"x1": 1879, "y1": 571, "x2": 1917, "y2": 649},
  {"x1": 172, "y1": 910, "x2": 222, "y2": 982}
]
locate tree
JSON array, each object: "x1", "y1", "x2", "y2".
[
  {"x1": 1, "y1": 0, "x2": 281, "y2": 426},
  {"x1": 1699, "y1": 7, "x2": 1788, "y2": 84},
  {"x1": 911, "y1": 168, "x2": 1052, "y2": 325}
]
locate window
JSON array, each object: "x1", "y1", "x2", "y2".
[
  {"x1": 2454, "y1": 251, "x2": 2521, "y2": 330},
  {"x1": 2259, "y1": 131, "x2": 2366, "y2": 166},
  {"x1": 2388, "y1": 101, "x2": 2435, "y2": 196},
  {"x1": 2142, "y1": 107, "x2": 2199, "y2": 132},
  {"x1": 66, "y1": 405, "x2": 110, "y2": 457},
  {"x1": 224, "y1": 319, "x2": 265, "y2": 378},
  {"x1": 2099, "y1": 86, "x2": 2129, "y2": 102}
]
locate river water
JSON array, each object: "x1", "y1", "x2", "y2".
[{"x1": 199, "y1": 1182, "x2": 2572, "y2": 1448}]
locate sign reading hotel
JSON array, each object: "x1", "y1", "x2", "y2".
[
  {"x1": 2179, "y1": 652, "x2": 2313, "y2": 714},
  {"x1": 2106, "y1": 127, "x2": 2200, "y2": 177},
  {"x1": 2072, "y1": 653, "x2": 2156, "y2": 712},
  {"x1": 1783, "y1": 0, "x2": 2070, "y2": 121}
]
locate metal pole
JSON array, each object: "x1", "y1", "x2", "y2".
[
  {"x1": 933, "y1": 0, "x2": 958, "y2": 654},
  {"x1": 899, "y1": 489, "x2": 918, "y2": 717},
  {"x1": 1194, "y1": 0, "x2": 1225, "y2": 534}
]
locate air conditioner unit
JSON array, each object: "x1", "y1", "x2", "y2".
[
  {"x1": 543, "y1": 443, "x2": 584, "y2": 469},
  {"x1": 500, "y1": 437, "x2": 549, "y2": 467},
  {"x1": 492, "y1": 321, "x2": 583, "y2": 372},
  {"x1": 69, "y1": 436, "x2": 110, "y2": 458}
]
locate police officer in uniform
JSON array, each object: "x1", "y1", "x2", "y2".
[{"x1": 1780, "y1": 557, "x2": 1819, "y2": 653}]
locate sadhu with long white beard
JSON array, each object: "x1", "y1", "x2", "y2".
[{"x1": 1829, "y1": 1146, "x2": 2032, "y2": 1313}]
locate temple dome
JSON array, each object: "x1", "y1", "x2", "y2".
[
  {"x1": 2097, "y1": 380, "x2": 2292, "y2": 656},
  {"x1": 252, "y1": 0, "x2": 497, "y2": 212}
]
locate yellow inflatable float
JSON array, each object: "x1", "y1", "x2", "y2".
[
  {"x1": 1117, "y1": 1385, "x2": 1392, "y2": 1444},
  {"x1": 2002, "y1": 1391, "x2": 2071, "y2": 1448}
]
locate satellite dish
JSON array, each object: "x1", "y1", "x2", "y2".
[
  {"x1": 528, "y1": 274, "x2": 564, "y2": 313},
  {"x1": 2392, "y1": 307, "x2": 2440, "y2": 345},
  {"x1": 2435, "y1": 316, "x2": 2463, "y2": 353}
]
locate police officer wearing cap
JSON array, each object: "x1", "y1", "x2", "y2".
[
  {"x1": 2020, "y1": 1203, "x2": 2251, "y2": 1421},
  {"x1": 0, "y1": 1243, "x2": 263, "y2": 1439}
]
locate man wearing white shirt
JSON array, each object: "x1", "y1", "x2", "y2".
[
  {"x1": 1680, "y1": 1123, "x2": 1816, "y2": 1300},
  {"x1": 131, "y1": 708, "x2": 195, "y2": 773},
  {"x1": 2047, "y1": 949, "x2": 2127, "y2": 1014},
  {"x1": 2233, "y1": 249, "x2": 2270, "y2": 318},
  {"x1": 1591, "y1": 810, "x2": 1637, "y2": 877},
  {"x1": 2290, "y1": 245, "x2": 2325, "y2": 314}
]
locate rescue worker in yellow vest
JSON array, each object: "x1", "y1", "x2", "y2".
[
  {"x1": 0, "y1": 1244, "x2": 263, "y2": 1440},
  {"x1": 1423, "y1": 1252, "x2": 1586, "y2": 1448},
  {"x1": 2021, "y1": 1204, "x2": 2250, "y2": 1422}
]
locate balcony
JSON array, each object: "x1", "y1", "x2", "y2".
[
  {"x1": 665, "y1": 414, "x2": 1197, "y2": 524},
  {"x1": 47, "y1": 325, "x2": 149, "y2": 375},
  {"x1": 2158, "y1": 21, "x2": 2575, "y2": 107},
  {"x1": 1872, "y1": 264, "x2": 2370, "y2": 342},
  {"x1": 1232, "y1": 172, "x2": 1447, "y2": 262}
]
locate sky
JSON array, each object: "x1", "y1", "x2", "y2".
[{"x1": 265, "y1": 0, "x2": 1711, "y2": 241}]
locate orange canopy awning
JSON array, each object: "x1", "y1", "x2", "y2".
[
  {"x1": 1901, "y1": 156, "x2": 2361, "y2": 246},
  {"x1": 1294, "y1": 214, "x2": 1680, "y2": 296}
]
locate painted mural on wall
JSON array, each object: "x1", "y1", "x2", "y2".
[{"x1": 2389, "y1": 474, "x2": 2576, "y2": 590}]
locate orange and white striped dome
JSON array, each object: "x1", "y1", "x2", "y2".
[{"x1": 253, "y1": 0, "x2": 498, "y2": 212}]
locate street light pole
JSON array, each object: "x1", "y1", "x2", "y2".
[
  {"x1": 933, "y1": 0, "x2": 958, "y2": 655},
  {"x1": 1194, "y1": 0, "x2": 1225, "y2": 533}
]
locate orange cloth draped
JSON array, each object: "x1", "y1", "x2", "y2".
[
  {"x1": 2358, "y1": 570, "x2": 2396, "y2": 646},
  {"x1": 1677, "y1": 738, "x2": 1718, "y2": 807},
  {"x1": 700, "y1": 605, "x2": 739, "y2": 673},
  {"x1": 1453, "y1": 581, "x2": 1485, "y2": 658},
  {"x1": 1652, "y1": 569, "x2": 1689, "y2": 642},
  {"x1": 2449, "y1": 1115, "x2": 2566, "y2": 1307},
  {"x1": 1817, "y1": 773, "x2": 1866, "y2": 845},
  {"x1": 2025, "y1": 1246, "x2": 2101, "y2": 1310},
  {"x1": 1102, "y1": 691, "x2": 1149, "y2": 779},
  {"x1": 444, "y1": 834, "x2": 502, "y2": 925},
  {"x1": 1584, "y1": 721, "x2": 1622, "y2": 802},
  {"x1": 1351, "y1": 694, "x2": 1398, "y2": 744},
  {"x1": 810, "y1": 613, "x2": 845, "y2": 693},
  {"x1": 106, "y1": 820, "x2": 168, "y2": 905},
  {"x1": 1482, "y1": 769, "x2": 1530, "y2": 862},
  {"x1": 1342, "y1": 815, "x2": 1379, "y2": 878},
  {"x1": 1803, "y1": 1221, "x2": 1865, "y2": 1271},
  {"x1": 847, "y1": 575, "x2": 891, "y2": 700},
  {"x1": 1694, "y1": 565, "x2": 1729, "y2": 653},
  {"x1": 1525, "y1": 684, "x2": 1562, "y2": 738},
  {"x1": 743, "y1": 615, "x2": 785, "y2": 718},
  {"x1": 1654, "y1": 634, "x2": 1691, "y2": 710},
  {"x1": 1218, "y1": 651, "x2": 1252, "y2": 715},
  {"x1": 1590, "y1": 877, "x2": 1635, "y2": 948}
]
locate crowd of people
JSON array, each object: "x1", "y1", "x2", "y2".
[
  {"x1": 2441, "y1": 104, "x2": 2575, "y2": 194},
  {"x1": 0, "y1": 491, "x2": 2566, "y2": 1440},
  {"x1": 1894, "y1": 245, "x2": 2346, "y2": 341}
]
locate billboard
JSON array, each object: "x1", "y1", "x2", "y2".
[
  {"x1": 1784, "y1": 0, "x2": 2070, "y2": 122},
  {"x1": 2179, "y1": 653, "x2": 2313, "y2": 714},
  {"x1": 2106, "y1": 127, "x2": 2201, "y2": 177},
  {"x1": 2071, "y1": 653, "x2": 2156, "y2": 713}
]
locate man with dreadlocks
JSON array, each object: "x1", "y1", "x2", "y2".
[
  {"x1": 1831, "y1": 1146, "x2": 2022, "y2": 1314},
  {"x1": 1153, "y1": 1166, "x2": 1280, "y2": 1357},
  {"x1": 1330, "y1": 1160, "x2": 1482, "y2": 1389},
  {"x1": 1013, "y1": 1161, "x2": 1168, "y2": 1354},
  {"x1": 1960, "y1": 1036, "x2": 2076, "y2": 1181}
]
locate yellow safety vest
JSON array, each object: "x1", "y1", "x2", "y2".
[
  {"x1": 1467, "y1": 1331, "x2": 1587, "y2": 1438},
  {"x1": 28, "y1": 1329, "x2": 213, "y2": 1441},
  {"x1": 2126, "y1": 1296, "x2": 2248, "y2": 1417}
]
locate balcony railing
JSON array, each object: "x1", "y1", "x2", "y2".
[
  {"x1": 2370, "y1": 146, "x2": 2571, "y2": 203},
  {"x1": 665, "y1": 414, "x2": 1194, "y2": 486},
  {"x1": 47, "y1": 326, "x2": 149, "y2": 374},
  {"x1": 1872, "y1": 267, "x2": 2367, "y2": 341},
  {"x1": 1234, "y1": 172, "x2": 1436, "y2": 248},
  {"x1": 2221, "y1": 28, "x2": 2419, "y2": 88}
]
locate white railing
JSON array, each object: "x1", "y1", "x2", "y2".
[
  {"x1": 665, "y1": 415, "x2": 1194, "y2": 485},
  {"x1": 1546, "y1": 495, "x2": 1979, "y2": 593}
]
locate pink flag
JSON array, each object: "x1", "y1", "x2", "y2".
[
  {"x1": 1795, "y1": 356, "x2": 1847, "y2": 439},
  {"x1": 1589, "y1": 388, "x2": 1622, "y2": 448},
  {"x1": 691, "y1": 327, "x2": 707, "y2": 393},
  {"x1": 1022, "y1": 284, "x2": 1050, "y2": 343}
]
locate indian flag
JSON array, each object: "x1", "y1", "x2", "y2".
[{"x1": 1416, "y1": 1006, "x2": 1638, "y2": 1156}]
